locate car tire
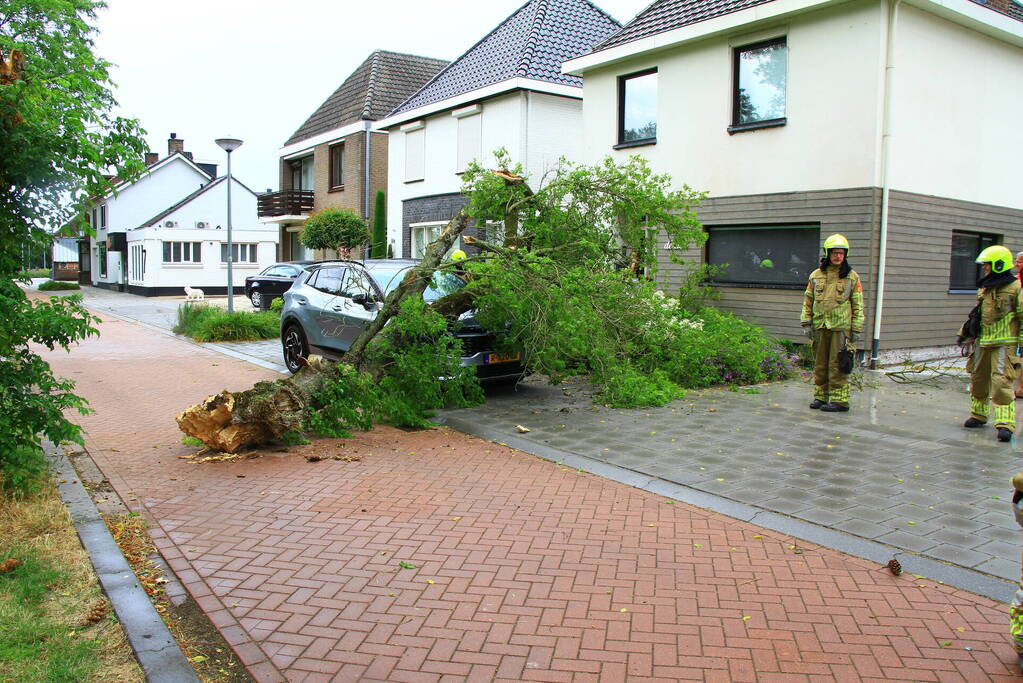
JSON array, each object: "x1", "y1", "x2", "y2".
[
  {"x1": 282, "y1": 324, "x2": 308, "y2": 374},
  {"x1": 250, "y1": 290, "x2": 263, "y2": 308}
]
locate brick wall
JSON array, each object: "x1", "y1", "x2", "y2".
[{"x1": 401, "y1": 192, "x2": 471, "y2": 259}]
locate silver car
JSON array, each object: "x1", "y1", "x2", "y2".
[{"x1": 280, "y1": 259, "x2": 525, "y2": 382}]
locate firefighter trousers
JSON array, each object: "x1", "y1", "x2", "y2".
[
  {"x1": 811, "y1": 328, "x2": 850, "y2": 406},
  {"x1": 968, "y1": 344, "x2": 1019, "y2": 428}
]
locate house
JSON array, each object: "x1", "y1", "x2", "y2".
[
  {"x1": 375, "y1": 0, "x2": 622, "y2": 259},
  {"x1": 85, "y1": 133, "x2": 276, "y2": 296},
  {"x1": 260, "y1": 50, "x2": 449, "y2": 260},
  {"x1": 563, "y1": 0, "x2": 1023, "y2": 361}
]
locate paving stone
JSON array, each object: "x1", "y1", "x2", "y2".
[{"x1": 874, "y1": 530, "x2": 939, "y2": 553}]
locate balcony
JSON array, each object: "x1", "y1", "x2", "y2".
[{"x1": 257, "y1": 190, "x2": 314, "y2": 218}]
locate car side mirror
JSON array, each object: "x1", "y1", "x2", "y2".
[{"x1": 351, "y1": 293, "x2": 376, "y2": 309}]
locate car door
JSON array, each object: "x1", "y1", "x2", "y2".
[
  {"x1": 311, "y1": 266, "x2": 355, "y2": 351},
  {"x1": 266, "y1": 265, "x2": 300, "y2": 297},
  {"x1": 336, "y1": 267, "x2": 380, "y2": 348}
]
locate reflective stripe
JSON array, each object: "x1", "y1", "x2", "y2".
[
  {"x1": 994, "y1": 402, "x2": 1015, "y2": 428},
  {"x1": 971, "y1": 397, "x2": 989, "y2": 417}
]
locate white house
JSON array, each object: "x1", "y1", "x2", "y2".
[
  {"x1": 86, "y1": 133, "x2": 277, "y2": 296},
  {"x1": 374, "y1": 0, "x2": 622, "y2": 259},
  {"x1": 563, "y1": 0, "x2": 1023, "y2": 358}
]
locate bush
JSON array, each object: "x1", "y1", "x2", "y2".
[
  {"x1": 301, "y1": 208, "x2": 368, "y2": 256},
  {"x1": 19, "y1": 268, "x2": 51, "y2": 279},
  {"x1": 269, "y1": 297, "x2": 284, "y2": 315},
  {"x1": 173, "y1": 303, "x2": 278, "y2": 342},
  {"x1": 37, "y1": 280, "x2": 80, "y2": 291}
]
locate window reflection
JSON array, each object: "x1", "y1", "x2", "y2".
[
  {"x1": 735, "y1": 40, "x2": 787, "y2": 125},
  {"x1": 620, "y1": 70, "x2": 657, "y2": 143}
]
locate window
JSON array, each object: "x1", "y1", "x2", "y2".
[
  {"x1": 162, "y1": 241, "x2": 202, "y2": 263},
  {"x1": 410, "y1": 222, "x2": 462, "y2": 259},
  {"x1": 100, "y1": 204, "x2": 107, "y2": 228},
  {"x1": 950, "y1": 231, "x2": 999, "y2": 291},
  {"x1": 617, "y1": 69, "x2": 657, "y2": 146},
  {"x1": 404, "y1": 124, "x2": 425, "y2": 182},
  {"x1": 98, "y1": 243, "x2": 107, "y2": 277},
  {"x1": 732, "y1": 38, "x2": 787, "y2": 131},
  {"x1": 289, "y1": 156, "x2": 314, "y2": 191},
  {"x1": 705, "y1": 224, "x2": 819, "y2": 287},
  {"x1": 220, "y1": 243, "x2": 257, "y2": 263},
  {"x1": 310, "y1": 267, "x2": 344, "y2": 295},
  {"x1": 329, "y1": 143, "x2": 345, "y2": 190}
]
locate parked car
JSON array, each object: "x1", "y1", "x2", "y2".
[
  {"x1": 244, "y1": 261, "x2": 313, "y2": 308},
  {"x1": 280, "y1": 259, "x2": 525, "y2": 382}
]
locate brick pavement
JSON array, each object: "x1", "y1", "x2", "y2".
[{"x1": 43, "y1": 312, "x2": 1023, "y2": 681}]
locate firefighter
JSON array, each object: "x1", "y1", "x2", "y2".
[
  {"x1": 800, "y1": 234, "x2": 864, "y2": 412},
  {"x1": 963, "y1": 245, "x2": 1023, "y2": 442}
]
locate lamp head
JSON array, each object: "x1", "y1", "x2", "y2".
[{"x1": 215, "y1": 138, "x2": 243, "y2": 153}]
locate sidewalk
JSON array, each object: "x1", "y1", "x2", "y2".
[{"x1": 41, "y1": 309, "x2": 1023, "y2": 679}]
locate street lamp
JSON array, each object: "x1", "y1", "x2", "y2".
[{"x1": 215, "y1": 137, "x2": 243, "y2": 312}]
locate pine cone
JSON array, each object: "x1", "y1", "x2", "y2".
[{"x1": 887, "y1": 558, "x2": 902, "y2": 575}]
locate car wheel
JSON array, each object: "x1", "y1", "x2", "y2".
[
  {"x1": 250, "y1": 290, "x2": 263, "y2": 308},
  {"x1": 282, "y1": 324, "x2": 308, "y2": 374}
]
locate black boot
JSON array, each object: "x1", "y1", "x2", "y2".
[
  {"x1": 998, "y1": 427, "x2": 1013, "y2": 442},
  {"x1": 809, "y1": 399, "x2": 825, "y2": 409},
  {"x1": 963, "y1": 417, "x2": 986, "y2": 428},
  {"x1": 820, "y1": 403, "x2": 849, "y2": 412}
]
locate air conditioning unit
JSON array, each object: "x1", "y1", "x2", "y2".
[
  {"x1": 195, "y1": 221, "x2": 209, "y2": 229},
  {"x1": 162, "y1": 220, "x2": 178, "y2": 228}
]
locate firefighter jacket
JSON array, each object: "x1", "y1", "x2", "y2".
[
  {"x1": 975, "y1": 275, "x2": 1023, "y2": 348},
  {"x1": 801, "y1": 265, "x2": 864, "y2": 332}
]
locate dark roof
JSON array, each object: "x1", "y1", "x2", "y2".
[
  {"x1": 595, "y1": 0, "x2": 1021, "y2": 52},
  {"x1": 390, "y1": 0, "x2": 621, "y2": 116},
  {"x1": 285, "y1": 51, "x2": 448, "y2": 146}
]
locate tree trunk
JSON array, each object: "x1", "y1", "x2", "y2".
[{"x1": 176, "y1": 356, "x2": 331, "y2": 452}]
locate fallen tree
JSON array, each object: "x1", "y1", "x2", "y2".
[{"x1": 177, "y1": 151, "x2": 795, "y2": 452}]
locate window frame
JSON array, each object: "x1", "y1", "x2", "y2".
[
  {"x1": 98, "y1": 243, "x2": 107, "y2": 277},
  {"x1": 729, "y1": 37, "x2": 788, "y2": 135},
  {"x1": 161, "y1": 241, "x2": 202, "y2": 264},
  {"x1": 220, "y1": 243, "x2": 258, "y2": 264},
  {"x1": 703, "y1": 223, "x2": 820, "y2": 289},
  {"x1": 949, "y1": 230, "x2": 1001, "y2": 294},
  {"x1": 615, "y1": 68, "x2": 658, "y2": 149},
  {"x1": 329, "y1": 142, "x2": 345, "y2": 191}
]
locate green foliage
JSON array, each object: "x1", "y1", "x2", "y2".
[
  {"x1": 0, "y1": 0, "x2": 147, "y2": 492},
  {"x1": 306, "y1": 298, "x2": 483, "y2": 436},
  {"x1": 371, "y1": 190, "x2": 387, "y2": 259},
  {"x1": 19, "y1": 268, "x2": 50, "y2": 278},
  {"x1": 0, "y1": 546, "x2": 105, "y2": 680},
  {"x1": 37, "y1": 280, "x2": 80, "y2": 291},
  {"x1": 180, "y1": 436, "x2": 203, "y2": 446},
  {"x1": 269, "y1": 297, "x2": 284, "y2": 315},
  {"x1": 279, "y1": 430, "x2": 310, "y2": 446},
  {"x1": 301, "y1": 208, "x2": 369, "y2": 255},
  {"x1": 174, "y1": 303, "x2": 278, "y2": 342}
]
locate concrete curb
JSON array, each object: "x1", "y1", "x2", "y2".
[
  {"x1": 43, "y1": 440, "x2": 199, "y2": 683},
  {"x1": 437, "y1": 413, "x2": 1016, "y2": 604}
]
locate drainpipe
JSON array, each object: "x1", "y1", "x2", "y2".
[
  {"x1": 363, "y1": 121, "x2": 372, "y2": 222},
  {"x1": 870, "y1": 0, "x2": 901, "y2": 368}
]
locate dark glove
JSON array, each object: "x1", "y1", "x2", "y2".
[{"x1": 801, "y1": 323, "x2": 813, "y2": 339}]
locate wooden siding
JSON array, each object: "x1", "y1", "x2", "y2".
[
  {"x1": 656, "y1": 188, "x2": 880, "y2": 344},
  {"x1": 878, "y1": 191, "x2": 1023, "y2": 349}
]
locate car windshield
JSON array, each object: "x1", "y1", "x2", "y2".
[{"x1": 366, "y1": 264, "x2": 466, "y2": 302}]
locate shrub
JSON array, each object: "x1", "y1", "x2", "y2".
[
  {"x1": 371, "y1": 190, "x2": 387, "y2": 258},
  {"x1": 37, "y1": 280, "x2": 80, "y2": 291},
  {"x1": 173, "y1": 303, "x2": 278, "y2": 342},
  {"x1": 269, "y1": 297, "x2": 284, "y2": 315},
  {"x1": 301, "y1": 208, "x2": 368, "y2": 257},
  {"x1": 19, "y1": 268, "x2": 51, "y2": 279}
]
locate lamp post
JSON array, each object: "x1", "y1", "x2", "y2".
[{"x1": 215, "y1": 137, "x2": 243, "y2": 312}]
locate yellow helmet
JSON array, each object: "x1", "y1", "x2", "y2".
[
  {"x1": 976, "y1": 245, "x2": 1013, "y2": 273},
  {"x1": 822, "y1": 233, "x2": 850, "y2": 256},
  {"x1": 450, "y1": 249, "x2": 468, "y2": 262}
]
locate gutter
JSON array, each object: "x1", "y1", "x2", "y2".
[
  {"x1": 363, "y1": 121, "x2": 372, "y2": 221},
  {"x1": 871, "y1": 0, "x2": 901, "y2": 367}
]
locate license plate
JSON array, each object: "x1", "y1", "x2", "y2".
[{"x1": 486, "y1": 351, "x2": 521, "y2": 364}]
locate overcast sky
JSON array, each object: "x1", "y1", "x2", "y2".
[{"x1": 93, "y1": 0, "x2": 649, "y2": 193}]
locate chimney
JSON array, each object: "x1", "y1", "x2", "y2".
[
  {"x1": 144, "y1": 152, "x2": 158, "y2": 166},
  {"x1": 167, "y1": 132, "x2": 184, "y2": 156}
]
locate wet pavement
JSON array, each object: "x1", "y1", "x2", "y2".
[{"x1": 444, "y1": 371, "x2": 1023, "y2": 588}]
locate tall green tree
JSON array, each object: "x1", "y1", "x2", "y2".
[
  {"x1": 300, "y1": 208, "x2": 369, "y2": 259},
  {"x1": 1, "y1": 0, "x2": 147, "y2": 491},
  {"x1": 370, "y1": 190, "x2": 387, "y2": 259}
]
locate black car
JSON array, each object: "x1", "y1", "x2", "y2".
[{"x1": 244, "y1": 261, "x2": 312, "y2": 308}]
